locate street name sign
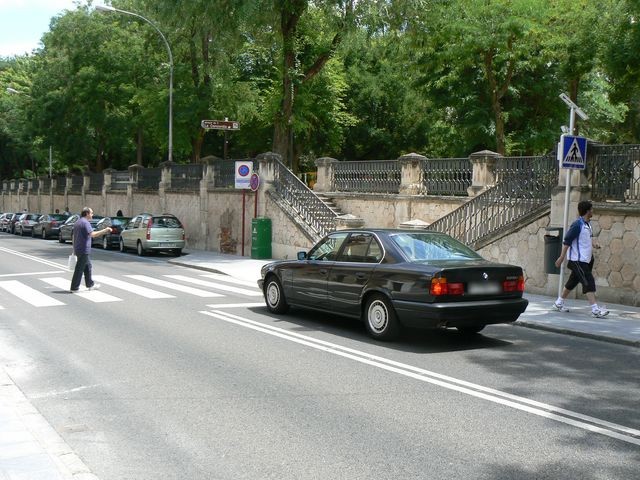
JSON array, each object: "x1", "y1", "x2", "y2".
[{"x1": 201, "y1": 119, "x2": 240, "y2": 130}]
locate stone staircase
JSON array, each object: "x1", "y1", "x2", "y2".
[{"x1": 314, "y1": 194, "x2": 345, "y2": 217}]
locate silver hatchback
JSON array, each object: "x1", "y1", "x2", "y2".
[{"x1": 119, "y1": 213, "x2": 185, "y2": 256}]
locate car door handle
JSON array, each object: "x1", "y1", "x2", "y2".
[
  {"x1": 356, "y1": 273, "x2": 368, "y2": 280},
  {"x1": 319, "y1": 269, "x2": 328, "y2": 275}
]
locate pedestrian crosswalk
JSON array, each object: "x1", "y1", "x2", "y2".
[{"x1": 0, "y1": 271, "x2": 264, "y2": 310}]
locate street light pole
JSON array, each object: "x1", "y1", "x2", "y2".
[{"x1": 95, "y1": 5, "x2": 174, "y2": 162}]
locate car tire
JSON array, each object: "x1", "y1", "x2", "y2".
[
  {"x1": 171, "y1": 249, "x2": 182, "y2": 257},
  {"x1": 456, "y1": 325, "x2": 485, "y2": 335},
  {"x1": 136, "y1": 241, "x2": 145, "y2": 256},
  {"x1": 264, "y1": 276, "x2": 289, "y2": 314},
  {"x1": 102, "y1": 236, "x2": 109, "y2": 250},
  {"x1": 364, "y1": 293, "x2": 400, "y2": 341},
  {"x1": 42, "y1": 229, "x2": 47, "y2": 240},
  {"x1": 19, "y1": 227, "x2": 24, "y2": 236},
  {"x1": 59, "y1": 234, "x2": 65, "y2": 243},
  {"x1": 31, "y1": 228, "x2": 35, "y2": 238},
  {"x1": 119, "y1": 238, "x2": 126, "y2": 252}
]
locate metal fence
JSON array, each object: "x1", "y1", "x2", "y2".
[
  {"x1": 110, "y1": 171, "x2": 129, "y2": 191},
  {"x1": 333, "y1": 160, "x2": 401, "y2": 194},
  {"x1": 170, "y1": 164, "x2": 203, "y2": 190},
  {"x1": 588, "y1": 143, "x2": 640, "y2": 202},
  {"x1": 41, "y1": 178, "x2": 51, "y2": 193},
  {"x1": 137, "y1": 168, "x2": 161, "y2": 191},
  {"x1": 53, "y1": 176, "x2": 66, "y2": 194},
  {"x1": 421, "y1": 158, "x2": 471, "y2": 196},
  {"x1": 88, "y1": 173, "x2": 104, "y2": 192},
  {"x1": 68, "y1": 175, "x2": 83, "y2": 193}
]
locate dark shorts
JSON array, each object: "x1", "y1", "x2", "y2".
[{"x1": 565, "y1": 259, "x2": 596, "y2": 294}]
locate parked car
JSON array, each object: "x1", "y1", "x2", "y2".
[
  {"x1": 258, "y1": 229, "x2": 528, "y2": 341},
  {"x1": 0, "y1": 213, "x2": 17, "y2": 232},
  {"x1": 119, "y1": 213, "x2": 185, "y2": 256},
  {"x1": 92, "y1": 216, "x2": 131, "y2": 249},
  {"x1": 58, "y1": 214, "x2": 104, "y2": 243},
  {"x1": 32, "y1": 213, "x2": 69, "y2": 239},
  {"x1": 14, "y1": 213, "x2": 41, "y2": 236},
  {"x1": 5, "y1": 213, "x2": 22, "y2": 234}
]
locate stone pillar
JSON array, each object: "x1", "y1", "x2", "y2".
[
  {"x1": 103, "y1": 169, "x2": 113, "y2": 194},
  {"x1": 199, "y1": 156, "x2": 220, "y2": 250},
  {"x1": 201, "y1": 155, "x2": 221, "y2": 189},
  {"x1": 159, "y1": 160, "x2": 174, "y2": 190},
  {"x1": 128, "y1": 164, "x2": 142, "y2": 215},
  {"x1": 398, "y1": 152, "x2": 426, "y2": 195},
  {"x1": 468, "y1": 150, "x2": 501, "y2": 197},
  {"x1": 313, "y1": 157, "x2": 338, "y2": 192}
]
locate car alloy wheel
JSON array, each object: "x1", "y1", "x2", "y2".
[
  {"x1": 265, "y1": 277, "x2": 289, "y2": 314},
  {"x1": 103, "y1": 236, "x2": 109, "y2": 250},
  {"x1": 137, "y1": 241, "x2": 145, "y2": 256},
  {"x1": 364, "y1": 294, "x2": 400, "y2": 341},
  {"x1": 42, "y1": 229, "x2": 47, "y2": 239},
  {"x1": 119, "y1": 238, "x2": 125, "y2": 252}
]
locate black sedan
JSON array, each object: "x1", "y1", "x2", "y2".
[
  {"x1": 58, "y1": 214, "x2": 104, "y2": 243},
  {"x1": 32, "y1": 213, "x2": 69, "y2": 239},
  {"x1": 91, "y1": 216, "x2": 131, "y2": 249},
  {"x1": 258, "y1": 229, "x2": 528, "y2": 341}
]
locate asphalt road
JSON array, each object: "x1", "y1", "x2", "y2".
[{"x1": 0, "y1": 234, "x2": 639, "y2": 479}]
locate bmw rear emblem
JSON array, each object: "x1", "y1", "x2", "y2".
[{"x1": 482, "y1": 272, "x2": 488, "y2": 280}]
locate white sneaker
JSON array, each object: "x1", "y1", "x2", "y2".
[
  {"x1": 592, "y1": 307, "x2": 609, "y2": 318},
  {"x1": 88, "y1": 283, "x2": 101, "y2": 291},
  {"x1": 553, "y1": 301, "x2": 570, "y2": 312}
]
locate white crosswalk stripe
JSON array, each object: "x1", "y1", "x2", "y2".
[
  {"x1": 165, "y1": 275, "x2": 262, "y2": 296},
  {"x1": 0, "y1": 280, "x2": 65, "y2": 307},
  {"x1": 93, "y1": 275, "x2": 174, "y2": 299},
  {"x1": 199, "y1": 273, "x2": 259, "y2": 288},
  {"x1": 40, "y1": 277, "x2": 122, "y2": 303},
  {"x1": 125, "y1": 275, "x2": 223, "y2": 297}
]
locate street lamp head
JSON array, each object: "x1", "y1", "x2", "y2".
[{"x1": 95, "y1": 5, "x2": 116, "y2": 13}]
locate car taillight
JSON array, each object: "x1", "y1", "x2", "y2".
[
  {"x1": 51, "y1": 221, "x2": 57, "y2": 226},
  {"x1": 503, "y1": 276, "x2": 525, "y2": 292},
  {"x1": 146, "y1": 225, "x2": 151, "y2": 240},
  {"x1": 430, "y1": 277, "x2": 464, "y2": 296}
]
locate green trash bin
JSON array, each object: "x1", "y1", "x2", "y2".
[{"x1": 251, "y1": 217, "x2": 272, "y2": 259}]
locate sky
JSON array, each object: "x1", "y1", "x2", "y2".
[{"x1": 0, "y1": 0, "x2": 89, "y2": 57}]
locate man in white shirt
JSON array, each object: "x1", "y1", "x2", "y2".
[{"x1": 553, "y1": 200, "x2": 609, "y2": 317}]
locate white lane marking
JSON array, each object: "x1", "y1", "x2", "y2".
[
  {"x1": 30, "y1": 384, "x2": 103, "y2": 399},
  {"x1": 165, "y1": 274, "x2": 262, "y2": 296},
  {"x1": 0, "y1": 246, "x2": 68, "y2": 270},
  {"x1": 93, "y1": 275, "x2": 174, "y2": 299},
  {"x1": 0, "y1": 271, "x2": 66, "y2": 278},
  {"x1": 205, "y1": 303, "x2": 265, "y2": 309},
  {"x1": 199, "y1": 273, "x2": 259, "y2": 288},
  {"x1": 126, "y1": 275, "x2": 223, "y2": 297},
  {"x1": 202, "y1": 310, "x2": 640, "y2": 447},
  {"x1": 0, "y1": 280, "x2": 65, "y2": 307},
  {"x1": 40, "y1": 277, "x2": 122, "y2": 303}
]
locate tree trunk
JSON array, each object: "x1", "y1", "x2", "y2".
[{"x1": 136, "y1": 128, "x2": 143, "y2": 166}]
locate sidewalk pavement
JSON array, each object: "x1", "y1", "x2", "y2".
[{"x1": 3, "y1": 250, "x2": 639, "y2": 480}]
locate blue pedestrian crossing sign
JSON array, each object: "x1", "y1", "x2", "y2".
[{"x1": 560, "y1": 134, "x2": 587, "y2": 169}]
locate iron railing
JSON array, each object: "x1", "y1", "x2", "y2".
[
  {"x1": 427, "y1": 153, "x2": 558, "y2": 248},
  {"x1": 170, "y1": 164, "x2": 203, "y2": 190},
  {"x1": 421, "y1": 158, "x2": 471, "y2": 196},
  {"x1": 68, "y1": 175, "x2": 83, "y2": 193},
  {"x1": 334, "y1": 160, "x2": 401, "y2": 194},
  {"x1": 40, "y1": 178, "x2": 51, "y2": 193},
  {"x1": 88, "y1": 173, "x2": 103, "y2": 193},
  {"x1": 273, "y1": 158, "x2": 337, "y2": 239},
  {"x1": 53, "y1": 176, "x2": 66, "y2": 194},
  {"x1": 110, "y1": 171, "x2": 129, "y2": 191},
  {"x1": 588, "y1": 143, "x2": 640, "y2": 202},
  {"x1": 137, "y1": 168, "x2": 161, "y2": 191}
]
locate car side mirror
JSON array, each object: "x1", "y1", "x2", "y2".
[{"x1": 297, "y1": 251, "x2": 307, "y2": 260}]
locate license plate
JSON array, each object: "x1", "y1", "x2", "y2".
[
  {"x1": 163, "y1": 243, "x2": 177, "y2": 248},
  {"x1": 468, "y1": 282, "x2": 501, "y2": 294}
]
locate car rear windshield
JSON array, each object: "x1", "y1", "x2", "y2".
[
  {"x1": 111, "y1": 217, "x2": 130, "y2": 227},
  {"x1": 151, "y1": 216, "x2": 182, "y2": 228},
  {"x1": 390, "y1": 233, "x2": 482, "y2": 262},
  {"x1": 51, "y1": 214, "x2": 68, "y2": 220}
]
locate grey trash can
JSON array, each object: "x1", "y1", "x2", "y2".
[{"x1": 543, "y1": 227, "x2": 563, "y2": 274}]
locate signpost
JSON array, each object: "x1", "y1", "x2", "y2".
[
  {"x1": 234, "y1": 161, "x2": 253, "y2": 255},
  {"x1": 556, "y1": 93, "x2": 588, "y2": 298}
]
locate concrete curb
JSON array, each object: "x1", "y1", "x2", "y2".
[{"x1": 514, "y1": 320, "x2": 640, "y2": 348}]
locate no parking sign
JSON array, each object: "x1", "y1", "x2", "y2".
[{"x1": 235, "y1": 161, "x2": 253, "y2": 189}]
